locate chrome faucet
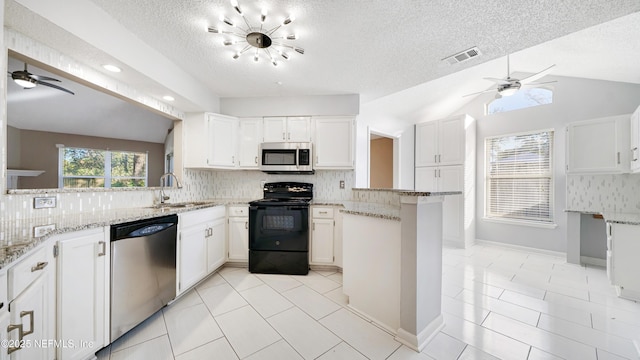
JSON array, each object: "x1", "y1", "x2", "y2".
[{"x1": 159, "y1": 172, "x2": 183, "y2": 204}]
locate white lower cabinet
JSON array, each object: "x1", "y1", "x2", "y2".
[
  {"x1": 56, "y1": 228, "x2": 109, "y2": 360},
  {"x1": 310, "y1": 206, "x2": 341, "y2": 266},
  {"x1": 6, "y1": 240, "x2": 55, "y2": 360},
  {"x1": 0, "y1": 311, "x2": 9, "y2": 360},
  {"x1": 178, "y1": 206, "x2": 226, "y2": 295},
  {"x1": 227, "y1": 206, "x2": 249, "y2": 262},
  {"x1": 607, "y1": 222, "x2": 640, "y2": 301}
]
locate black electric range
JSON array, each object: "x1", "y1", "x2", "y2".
[{"x1": 248, "y1": 182, "x2": 313, "y2": 275}]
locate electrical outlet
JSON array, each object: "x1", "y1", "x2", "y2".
[
  {"x1": 339, "y1": 180, "x2": 345, "y2": 189},
  {"x1": 34, "y1": 196, "x2": 57, "y2": 209},
  {"x1": 33, "y1": 224, "x2": 56, "y2": 237}
]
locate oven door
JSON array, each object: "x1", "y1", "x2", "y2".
[{"x1": 249, "y1": 205, "x2": 309, "y2": 251}]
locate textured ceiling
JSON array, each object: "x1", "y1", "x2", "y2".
[{"x1": 3, "y1": 0, "x2": 640, "y2": 142}]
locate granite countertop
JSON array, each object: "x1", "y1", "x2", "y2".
[
  {"x1": 340, "y1": 201, "x2": 401, "y2": 221},
  {"x1": 565, "y1": 209, "x2": 640, "y2": 225},
  {"x1": 0, "y1": 199, "x2": 249, "y2": 269}
]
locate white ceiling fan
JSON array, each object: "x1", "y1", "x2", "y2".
[{"x1": 464, "y1": 55, "x2": 556, "y2": 98}]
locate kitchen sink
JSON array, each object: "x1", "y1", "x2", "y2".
[{"x1": 148, "y1": 201, "x2": 209, "y2": 209}]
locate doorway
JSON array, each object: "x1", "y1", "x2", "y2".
[{"x1": 368, "y1": 130, "x2": 398, "y2": 188}]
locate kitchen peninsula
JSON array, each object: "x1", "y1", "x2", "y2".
[{"x1": 341, "y1": 188, "x2": 461, "y2": 352}]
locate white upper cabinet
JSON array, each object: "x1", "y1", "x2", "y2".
[
  {"x1": 314, "y1": 116, "x2": 354, "y2": 169},
  {"x1": 238, "y1": 118, "x2": 263, "y2": 169},
  {"x1": 263, "y1": 116, "x2": 311, "y2": 142},
  {"x1": 208, "y1": 114, "x2": 238, "y2": 168},
  {"x1": 184, "y1": 112, "x2": 238, "y2": 169},
  {"x1": 415, "y1": 115, "x2": 465, "y2": 167},
  {"x1": 630, "y1": 105, "x2": 640, "y2": 173},
  {"x1": 566, "y1": 114, "x2": 630, "y2": 174}
]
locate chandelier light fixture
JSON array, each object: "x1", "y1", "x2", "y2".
[{"x1": 207, "y1": 0, "x2": 304, "y2": 66}]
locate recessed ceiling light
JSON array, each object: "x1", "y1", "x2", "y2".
[
  {"x1": 103, "y1": 64, "x2": 122, "y2": 73},
  {"x1": 163, "y1": 95, "x2": 175, "y2": 101}
]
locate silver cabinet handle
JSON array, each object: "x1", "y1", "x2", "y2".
[
  {"x1": 632, "y1": 147, "x2": 638, "y2": 162},
  {"x1": 617, "y1": 152, "x2": 620, "y2": 164},
  {"x1": 98, "y1": 241, "x2": 106, "y2": 257},
  {"x1": 20, "y1": 311, "x2": 34, "y2": 336},
  {"x1": 6, "y1": 324, "x2": 23, "y2": 354},
  {"x1": 31, "y1": 261, "x2": 48, "y2": 272},
  {"x1": 282, "y1": 132, "x2": 286, "y2": 140},
  {"x1": 232, "y1": 156, "x2": 235, "y2": 164},
  {"x1": 319, "y1": 211, "x2": 328, "y2": 214},
  {"x1": 434, "y1": 155, "x2": 437, "y2": 163},
  {"x1": 288, "y1": 133, "x2": 291, "y2": 140},
  {"x1": 255, "y1": 156, "x2": 258, "y2": 164},
  {"x1": 438, "y1": 154, "x2": 441, "y2": 163},
  {"x1": 245, "y1": 221, "x2": 248, "y2": 229}
]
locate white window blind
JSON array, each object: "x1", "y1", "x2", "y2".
[{"x1": 486, "y1": 130, "x2": 554, "y2": 223}]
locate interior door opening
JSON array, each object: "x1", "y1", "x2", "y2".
[{"x1": 368, "y1": 130, "x2": 399, "y2": 189}]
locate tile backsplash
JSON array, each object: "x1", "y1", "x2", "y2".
[
  {"x1": 0, "y1": 170, "x2": 354, "y2": 222},
  {"x1": 566, "y1": 174, "x2": 640, "y2": 213}
]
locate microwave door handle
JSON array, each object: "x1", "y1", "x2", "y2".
[{"x1": 296, "y1": 148, "x2": 300, "y2": 169}]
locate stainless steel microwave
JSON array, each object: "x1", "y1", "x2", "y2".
[{"x1": 259, "y1": 142, "x2": 314, "y2": 174}]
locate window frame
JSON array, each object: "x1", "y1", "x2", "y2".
[
  {"x1": 483, "y1": 129, "x2": 556, "y2": 228},
  {"x1": 58, "y1": 146, "x2": 149, "y2": 189}
]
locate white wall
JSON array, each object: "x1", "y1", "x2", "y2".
[
  {"x1": 220, "y1": 94, "x2": 359, "y2": 117},
  {"x1": 455, "y1": 76, "x2": 640, "y2": 252}
]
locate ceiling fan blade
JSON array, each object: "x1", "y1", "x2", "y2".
[
  {"x1": 483, "y1": 77, "x2": 511, "y2": 85},
  {"x1": 36, "y1": 80, "x2": 75, "y2": 95},
  {"x1": 522, "y1": 80, "x2": 557, "y2": 86},
  {"x1": 30, "y1": 74, "x2": 61, "y2": 82},
  {"x1": 463, "y1": 87, "x2": 497, "y2": 97},
  {"x1": 520, "y1": 64, "x2": 555, "y2": 84}
]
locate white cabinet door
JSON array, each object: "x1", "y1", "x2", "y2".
[
  {"x1": 178, "y1": 224, "x2": 207, "y2": 294},
  {"x1": 610, "y1": 223, "x2": 640, "y2": 300},
  {"x1": 263, "y1": 117, "x2": 311, "y2": 142},
  {"x1": 438, "y1": 165, "x2": 463, "y2": 192},
  {"x1": 207, "y1": 114, "x2": 238, "y2": 168},
  {"x1": 438, "y1": 116, "x2": 464, "y2": 165},
  {"x1": 228, "y1": 217, "x2": 249, "y2": 261},
  {"x1": 566, "y1": 115, "x2": 630, "y2": 174},
  {"x1": 630, "y1": 106, "x2": 640, "y2": 173},
  {"x1": 57, "y1": 228, "x2": 107, "y2": 360},
  {"x1": 207, "y1": 218, "x2": 227, "y2": 273},
  {"x1": 263, "y1": 117, "x2": 287, "y2": 142},
  {"x1": 311, "y1": 219, "x2": 334, "y2": 264},
  {"x1": 8, "y1": 275, "x2": 53, "y2": 360},
  {"x1": 314, "y1": 117, "x2": 354, "y2": 169},
  {"x1": 238, "y1": 118, "x2": 263, "y2": 168},
  {"x1": 0, "y1": 311, "x2": 9, "y2": 360},
  {"x1": 287, "y1": 117, "x2": 311, "y2": 142},
  {"x1": 415, "y1": 167, "x2": 438, "y2": 192},
  {"x1": 415, "y1": 121, "x2": 438, "y2": 167}
]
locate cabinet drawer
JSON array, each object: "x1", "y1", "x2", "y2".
[
  {"x1": 181, "y1": 206, "x2": 225, "y2": 228},
  {"x1": 313, "y1": 207, "x2": 334, "y2": 219},
  {"x1": 228, "y1": 205, "x2": 248, "y2": 217},
  {"x1": 8, "y1": 245, "x2": 49, "y2": 301}
]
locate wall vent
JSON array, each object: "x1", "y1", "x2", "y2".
[{"x1": 443, "y1": 47, "x2": 481, "y2": 65}]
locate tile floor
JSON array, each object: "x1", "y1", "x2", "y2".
[{"x1": 96, "y1": 244, "x2": 640, "y2": 359}]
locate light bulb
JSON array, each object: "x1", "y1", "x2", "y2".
[
  {"x1": 14, "y1": 78, "x2": 36, "y2": 88},
  {"x1": 261, "y1": 8, "x2": 267, "y2": 22},
  {"x1": 283, "y1": 14, "x2": 295, "y2": 25},
  {"x1": 286, "y1": 34, "x2": 298, "y2": 40},
  {"x1": 207, "y1": 26, "x2": 219, "y2": 33},
  {"x1": 223, "y1": 40, "x2": 236, "y2": 46}
]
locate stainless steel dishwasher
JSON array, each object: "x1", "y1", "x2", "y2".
[{"x1": 110, "y1": 214, "x2": 178, "y2": 341}]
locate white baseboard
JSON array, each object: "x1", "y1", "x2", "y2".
[
  {"x1": 395, "y1": 314, "x2": 444, "y2": 352},
  {"x1": 474, "y1": 238, "x2": 567, "y2": 258},
  {"x1": 580, "y1": 256, "x2": 606, "y2": 267}
]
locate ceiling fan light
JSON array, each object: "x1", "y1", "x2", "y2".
[
  {"x1": 280, "y1": 52, "x2": 289, "y2": 60},
  {"x1": 14, "y1": 78, "x2": 36, "y2": 88},
  {"x1": 261, "y1": 8, "x2": 267, "y2": 22},
  {"x1": 254, "y1": 54, "x2": 259, "y2": 62},
  {"x1": 233, "y1": 52, "x2": 241, "y2": 59},
  {"x1": 294, "y1": 46, "x2": 304, "y2": 55},
  {"x1": 223, "y1": 40, "x2": 236, "y2": 46},
  {"x1": 499, "y1": 87, "x2": 518, "y2": 96},
  {"x1": 286, "y1": 34, "x2": 297, "y2": 40},
  {"x1": 207, "y1": 26, "x2": 219, "y2": 33},
  {"x1": 272, "y1": 60, "x2": 278, "y2": 67}
]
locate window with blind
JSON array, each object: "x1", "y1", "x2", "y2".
[{"x1": 485, "y1": 130, "x2": 554, "y2": 224}]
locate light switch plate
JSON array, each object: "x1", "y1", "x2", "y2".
[
  {"x1": 34, "y1": 196, "x2": 57, "y2": 209},
  {"x1": 33, "y1": 224, "x2": 56, "y2": 237}
]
